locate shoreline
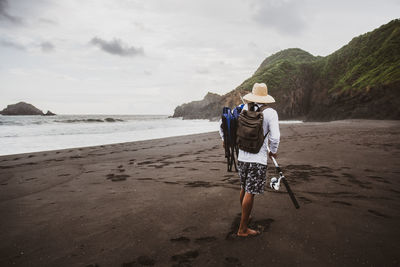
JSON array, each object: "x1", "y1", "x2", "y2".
[
  {"x1": 1, "y1": 119, "x2": 397, "y2": 157},
  {"x1": 0, "y1": 115, "x2": 220, "y2": 157},
  {"x1": 0, "y1": 131, "x2": 220, "y2": 158},
  {"x1": 0, "y1": 120, "x2": 399, "y2": 266}
]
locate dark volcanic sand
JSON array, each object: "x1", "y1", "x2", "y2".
[{"x1": 0, "y1": 120, "x2": 399, "y2": 267}]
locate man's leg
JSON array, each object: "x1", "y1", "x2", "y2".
[
  {"x1": 239, "y1": 188, "x2": 253, "y2": 223},
  {"x1": 237, "y1": 192, "x2": 259, "y2": 236},
  {"x1": 240, "y1": 188, "x2": 245, "y2": 205}
]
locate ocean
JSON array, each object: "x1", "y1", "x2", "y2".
[{"x1": 0, "y1": 115, "x2": 302, "y2": 156}]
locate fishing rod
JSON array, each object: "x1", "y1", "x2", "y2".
[
  {"x1": 268, "y1": 151, "x2": 300, "y2": 209},
  {"x1": 239, "y1": 94, "x2": 245, "y2": 105}
]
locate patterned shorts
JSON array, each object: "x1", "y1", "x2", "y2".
[{"x1": 238, "y1": 161, "x2": 267, "y2": 194}]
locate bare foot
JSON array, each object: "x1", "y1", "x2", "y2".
[{"x1": 237, "y1": 228, "x2": 260, "y2": 237}]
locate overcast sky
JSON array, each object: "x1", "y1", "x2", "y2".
[{"x1": 0, "y1": 0, "x2": 398, "y2": 115}]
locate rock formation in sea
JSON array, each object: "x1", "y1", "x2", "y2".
[
  {"x1": 0, "y1": 102, "x2": 45, "y2": 115},
  {"x1": 44, "y1": 110, "x2": 56, "y2": 116},
  {"x1": 173, "y1": 19, "x2": 400, "y2": 121}
]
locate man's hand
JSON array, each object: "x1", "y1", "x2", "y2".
[{"x1": 269, "y1": 151, "x2": 277, "y2": 159}]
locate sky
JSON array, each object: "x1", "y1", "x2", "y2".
[{"x1": 0, "y1": 0, "x2": 398, "y2": 115}]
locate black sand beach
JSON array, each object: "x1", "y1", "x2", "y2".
[{"x1": 0, "y1": 120, "x2": 399, "y2": 266}]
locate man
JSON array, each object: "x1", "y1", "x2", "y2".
[{"x1": 236, "y1": 83, "x2": 280, "y2": 237}]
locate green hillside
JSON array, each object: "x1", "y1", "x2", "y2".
[
  {"x1": 237, "y1": 48, "x2": 317, "y2": 93},
  {"x1": 324, "y1": 19, "x2": 400, "y2": 93},
  {"x1": 174, "y1": 19, "x2": 400, "y2": 120},
  {"x1": 255, "y1": 48, "x2": 317, "y2": 74}
]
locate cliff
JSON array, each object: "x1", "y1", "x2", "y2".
[
  {"x1": 173, "y1": 19, "x2": 400, "y2": 121},
  {"x1": 173, "y1": 92, "x2": 223, "y2": 120}
]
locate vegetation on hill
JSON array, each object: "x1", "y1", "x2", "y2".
[
  {"x1": 325, "y1": 19, "x2": 400, "y2": 93},
  {"x1": 174, "y1": 19, "x2": 400, "y2": 121}
]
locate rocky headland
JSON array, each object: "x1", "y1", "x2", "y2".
[{"x1": 173, "y1": 19, "x2": 400, "y2": 121}]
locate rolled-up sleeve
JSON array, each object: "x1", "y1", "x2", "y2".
[
  {"x1": 268, "y1": 111, "x2": 280, "y2": 153},
  {"x1": 218, "y1": 119, "x2": 224, "y2": 140}
]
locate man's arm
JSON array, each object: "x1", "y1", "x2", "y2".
[
  {"x1": 268, "y1": 110, "x2": 280, "y2": 158},
  {"x1": 218, "y1": 118, "x2": 225, "y2": 147}
]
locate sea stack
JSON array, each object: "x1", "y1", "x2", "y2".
[
  {"x1": 0, "y1": 102, "x2": 45, "y2": 115},
  {"x1": 43, "y1": 110, "x2": 56, "y2": 116}
]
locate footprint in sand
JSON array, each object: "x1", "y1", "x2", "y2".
[
  {"x1": 226, "y1": 214, "x2": 274, "y2": 240},
  {"x1": 298, "y1": 196, "x2": 312, "y2": 204},
  {"x1": 182, "y1": 226, "x2": 197, "y2": 233},
  {"x1": 138, "y1": 178, "x2": 153, "y2": 181},
  {"x1": 106, "y1": 173, "x2": 130, "y2": 182},
  {"x1": 121, "y1": 255, "x2": 156, "y2": 266},
  {"x1": 368, "y1": 209, "x2": 391, "y2": 218},
  {"x1": 194, "y1": 236, "x2": 217, "y2": 244},
  {"x1": 171, "y1": 250, "x2": 199, "y2": 265},
  {"x1": 137, "y1": 161, "x2": 153, "y2": 166},
  {"x1": 164, "y1": 181, "x2": 179, "y2": 185},
  {"x1": 185, "y1": 181, "x2": 212, "y2": 188},
  {"x1": 332, "y1": 200, "x2": 352, "y2": 206},
  {"x1": 367, "y1": 175, "x2": 391, "y2": 184},
  {"x1": 225, "y1": 257, "x2": 243, "y2": 266},
  {"x1": 170, "y1": 236, "x2": 190, "y2": 243}
]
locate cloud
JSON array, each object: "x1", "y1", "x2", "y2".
[
  {"x1": 0, "y1": 38, "x2": 25, "y2": 50},
  {"x1": 0, "y1": 0, "x2": 23, "y2": 25},
  {"x1": 196, "y1": 67, "x2": 210, "y2": 74},
  {"x1": 251, "y1": 0, "x2": 307, "y2": 34},
  {"x1": 40, "y1": 41, "x2": 54, "y2": 52},
  {"x1": 90, "y1": 37, "x2": 144, "y2": 57},
  {"x1": 38, "y1": 18, "x2": 57, "y2": 25}
]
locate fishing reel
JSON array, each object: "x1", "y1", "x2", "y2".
[
  {"x1": 267, "y1": 150, "x2": 300, "y2": 209},
  {"x1": 269, "y1": 173, "x2": 284, "y2": 191}
]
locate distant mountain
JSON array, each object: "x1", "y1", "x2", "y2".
[
  {"x1": 173, "y1": 92, "x2": 222, "y2": 120},
  {"x1": 173, "y1": 19, "x2": 400, "y2": 121},
  {"x1": 0, "y1": 102, "x2": 56, "y2": 116}
]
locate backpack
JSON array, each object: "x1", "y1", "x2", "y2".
[
  {"x1": 236, "y1": 102, "x2": 269, "y2": 154},
  {"x1": 231, "y1": 105, "x2": 244, "y2": 157},
  {"x1": 221, "y1": 107, "x2": 233, "y2": 146},
  {"x1": 221, "y1": 105, "x2": 243, "y2": 172}
]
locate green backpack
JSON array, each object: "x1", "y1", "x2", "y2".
[{"x1": 236, "y1": 102, "x2": 269, "y2": 154}]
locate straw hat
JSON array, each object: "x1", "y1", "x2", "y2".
[{"x1": 243, "y1": 83, "x2": 275, "y2": 104}]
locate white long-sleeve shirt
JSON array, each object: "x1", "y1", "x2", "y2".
[{"x1": 219, "y1": 103, "x2": 280, "y2": 165}]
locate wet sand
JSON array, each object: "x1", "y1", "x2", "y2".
[{"x1": 0, "y1": 120, "x2": 399, "y2": 267}]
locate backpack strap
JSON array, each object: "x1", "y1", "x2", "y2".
[
  {"x1": 258, "y1": 104, "x2": 269, "y2": 112},
  {"x1": 249, "y1": 103, "x2": 269, "y2": 112},
  {"x1": 259, "y1": 105, "x2": 270, "y2": 139},
  {"x1": 248, "y1": 102, "x2": 255, "y2": 111}
]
